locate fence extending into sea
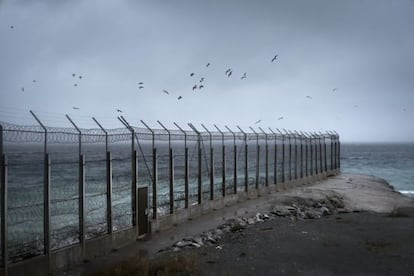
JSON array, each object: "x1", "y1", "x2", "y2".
[{"x1": 0, "y1": 113, "x2": 340, "y2": 274}]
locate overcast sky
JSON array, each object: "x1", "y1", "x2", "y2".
[{"x1": 1, "y1": 0, "x2": 413, "y2": 142}]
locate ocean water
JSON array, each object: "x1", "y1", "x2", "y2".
[{"x1": 340, "y1": 143, "x2": 414, "y2": 195}]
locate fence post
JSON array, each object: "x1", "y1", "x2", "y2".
[
  {"x1": 92, "y1": 118, "x2": 112, "y2": 235},
  {"x1": 215, "y1": 125, "x2": 226, "y2": 197},
  {"x1": 334, "y1": 131, "x2": 340, "y2": 169},
  {"x1": 1, "y1": 154, "x2": 7, "y2": 274},
  {"x1": 188, "y1": 124, "x2": 202, "y2": 205},
  {"x1": 224, "y1": 126, "x2": 237, "y2": 194},
  {"x1": 319, "y1": 132, "x2": 327, "y2": 173},
  {"x1": 174, "y1": 123, "x2": 189, "y2": 209},
  {"x1": 259, "y1": 128, "x2": 269, "y2": 187},
  {"x1": 295, "y1": 131, "x2": 303, "y2": 179},
  {"x1": 0, "y1": 124, "x2": 3, "y2": 158},
  {"x1": 201, "y1": 124, "x2": 215, "y2": 200},
  {"x1": 152, "y1": 148, "x2": 158, "y2": 219},
  {"x1": 276, "y1": 129, "x2": 285, "y2": 183},
  {"x1": 284, "y1": 130, "x2": 292, "y2": 181},
  {"x1": 300, "y1": 132, "x2": 308, "y2": 177},
  {"x1": 29, "y1": 111, "x2": 51, "y2": 271},
  {"x1": 268, "y1": 128, "x2": 278, "y2": 185},
  {"x1": 289, "y1": 130, "x2": 298, "y2": 180},
  {"x1": 329, "y1": 131, "x2": 336, "y2": 170},
  {"x1": 157, "y1": 121, "x2": 175, "y2": 214},
  {"x1": 118, "y1": 117, "x2": 138, "y2": 232},
  {"x1": 237, "y1": 126, "x2": 248, "y2": 192},
  {"x1": 106, "y1": 152, "x2": 113, "y2": 234},
  {"x1": 249, "y1": 127, "x2": 260, "y2": 189},
  {"x1": 66, "y1": 115, "x2": 86, "y2": 259},
  {"x1": 308, "y1": 132, "x2": 313, "y2": 176}
]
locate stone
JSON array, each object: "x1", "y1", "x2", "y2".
[{"x1": 193, "y1": 236, "x2": 204, "y2": 246}]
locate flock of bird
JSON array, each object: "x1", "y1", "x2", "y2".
[{"x1": 12, "y1": 23, "x2": 402, "y2": 126}]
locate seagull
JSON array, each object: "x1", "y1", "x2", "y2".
[
  {"x1": 199, "y1": 77, "x2": 204, "y2": 83},
  {"x1": 241, "y1": 72, "x2": 247, "y2": 80},
  {"x1": 177, "y1": 96, "x2": 182, "y2": 100},
  {"x1": 277, "y1": 116, "x2": 284, "y2": 120},
  {"x1": 227, "y1": 70, "x2": 232, "y2": 77},
  {"x1": 10, "y1": 25, "x2": 14, "y2": 29},
  {"x1": 72, "y1": 106, "x2": 80, "y2": 110},
  {"x1": 138, "y1": 82, "x2": 144, "y2": 85},
  {"x1": 79, "y1": 76, "x2": 82, "y2": 79},
  {"x1": 353, "y1": 105, "x2": 359, "y2": 108},
  {"x1": 21, "y1": 87, "x2": 24, "y2": 92},
  {"x1": 225, "y1": 68, "x2": 232, "y2": 76},
  {"x1": 139, "y1": 86, "x2": 144, "y2": 89},
  {"x1": 255, "y1": 120, "x2": 262, "y2": 124},
  {"x1": 116, "y1": 109, "x2": 122, "y2": 113},
  {"x1": 192, "y1": 84, "x2": 198, "y2": 90},
  {"x1": 72, "y1": 73, "x2": 75, "y2": 77},
  {"x1": 271, "y1": 54, "x2": 278, "y2": 62},
  {"x1": 199, "y1": 85, "x2": 204, "y2": 89},
  {"x1": 162, "y1": 89, "x2": 169, "y2": 94},
  {"x1": 74, "y1": 83, "x2": 78, "y2": 87},
  {"x1": 32, "y1": 80, "x2": 36, "y2": 83},
  {"x1": 190, "y1": 73, "x2": 195, "y2": 77},
  {"x1": 332, "y1": 87, "x2": 338, "y2": 92},
  {"x1": 206, "y1": 63, "x2": 210, "y2": 67},
  {"x1": 306, "y1": 96, "x2": 312, "y2": 99}
]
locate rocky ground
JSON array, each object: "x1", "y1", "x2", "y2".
[{"x1": 150, "y1": 194, "x2": 414, "y2": 275}]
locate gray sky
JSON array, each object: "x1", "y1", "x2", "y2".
[{"x1": 1, "y1": 0, "x2": 413, "y2": 142}]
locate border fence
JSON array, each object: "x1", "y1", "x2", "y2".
[{"x1": 0, "y1": 113, "x2": 340, "y2": 273}]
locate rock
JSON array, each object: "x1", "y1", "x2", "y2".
[
  {"x1": 320, "y1": 206, "x2": 330, "y2": 216},
  {"x1": 175, "y1": 240, "x2": 193, "y2": 248},
  {"x1": 193, "y1": 236, "x2": 204, "y2": 246}
]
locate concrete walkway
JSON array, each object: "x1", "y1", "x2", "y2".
[{"x1": 63, "y1": 173, "x2": 414, "y2": 275}]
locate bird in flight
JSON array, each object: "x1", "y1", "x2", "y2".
[
  {"x1": 225, "y1": 68, "x2": 232, "y2": 76},
  {"x1": 72, "y1": 73, "x2": 76, "y2": 77},
  {"x1": 199, "y1": 85, "x2": 204, "y2": 89},
  {"x1": 206, "y1": 63, "x2": 210, "y2": 67},
  {"x1": 190, "y1": 73, "x2": 195, "y2": 77},
  {"x1": 241, "y1": 72, "x2": 247, "y2": 80},
  {"x1": 138, "y1": 82, "x2": 144, "y2": 85},
  {"x1": 199, "y1": 77, "x2": 204, "y2": 83},
  {"x1": 21, "y1": 87, "x2": 24, "y2": 92},
  {"x1": 177, "y1": 96, "x2": 183, "y2": 100},
  {"x1": 74, "y1": 83, "x2": 78, "y2": 87},
  {"x1": 255, "y1": 120, "x2": 262, "y2": 124},
  {"x1": 277, "y1": 116, "x2": 284, "y2": 120},
  {"x1": 79, "y1": 76, "x2": 82, "y2": 79},
  {"x1": 139, "y1": 86, "x2": 144, "y2": 89},
  {"x1": 271, "y1": 54, "x2": 278, "y2": 62},
  {"x1": 10, "y1": 25, "x2": 14, "y2": 29},
  {"x1": 192, "y1": 84, "x2": 198, "y2": 90},
  {"x1": 332, "y1": 88, "x2": 338, "y2": 92},
  {"x1": 227, "y1": 70, "x2": 232, "y2": 77},
  {"x1": 72, "y1": 106, "x2": 80, "y2": 110},
  {"x1": 162, "y1": 89, "x2": 169, "y2": 95},
  {"x1": 116, "y1": 109, "x2": 122, "y2": 113},
  {"x1": 33, "y1": 80, "x2": 36, "y2": 83},
  {"x1": 306, "y1": 96, "x2": 312, "y2": 99}
]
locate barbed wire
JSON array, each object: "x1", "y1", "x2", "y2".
[{"x1": 1, "y1": 121, "x2": 332, "y2": 145}]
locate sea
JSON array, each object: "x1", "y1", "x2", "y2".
[{"x1": 340, "y1": 143, "x2": 414, "y2": 197}]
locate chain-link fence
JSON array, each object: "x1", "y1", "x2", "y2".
[{"x1": 0, "y1": 116, "x2": 340, "y2": 267}]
